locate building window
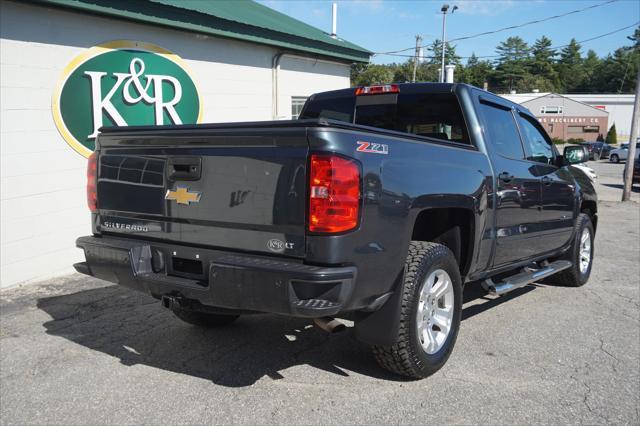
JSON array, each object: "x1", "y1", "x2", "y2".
[
  {"x1": 291, "y1": 96, "x2": 307, "y2": 119},
  {"x1": 540, "y1": 106, "x2": 563, "y2": 114},
  {"x1": 568, "y1": 125, "x2": 600, "y2": 134}
]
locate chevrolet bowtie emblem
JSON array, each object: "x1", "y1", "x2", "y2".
[{"x1": 165, "y1": 186, "x2": 201, "y2": 205}]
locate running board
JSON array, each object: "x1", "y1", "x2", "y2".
[{"x1": 482, "y1": 260, "x2": 572, "y2": 295}]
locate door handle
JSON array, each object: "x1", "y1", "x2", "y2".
[
  {"x1": 541, "y1": 176, "x2": 552, "y2": 186},
  {"x1": 498, "y1": 172, "x2": 514, "y2": 183},
  {"x1": 167, "y1": 157, "x2": 202, "y2": 181}
]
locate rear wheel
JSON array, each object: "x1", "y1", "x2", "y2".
[
  {"x1": 611, "y1": 154, "x2": 620, "y2": 163},
  {"x1": 171, "y1": 307, "x2": 240, "y2": 327},
  {"x1": 546, "y1": 213, "x2": 594, "y2": 287},
  {"x1": 372, "y1": 242, "x2": 462, "y2": 379},
  {"x1": 593, "y1": 152, "x2": 600, "y2": 161}
]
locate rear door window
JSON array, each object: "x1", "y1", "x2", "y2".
[{"x1": 478, "y1": 101, "x2": 525, "y2": 160}]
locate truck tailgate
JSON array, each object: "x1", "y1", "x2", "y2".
[{"x1": 95, "y1": 128, "x2": 308, "y2": 258}]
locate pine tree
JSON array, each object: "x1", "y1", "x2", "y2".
[
  {"x1": 580, "y1": 49, "x2": 601, "y2": 92},
  {"x1": 529, "y1": 36, "x2": 558, "y2": 91},
  {"x1": 426, "y1": 39, "x2": 461, "y2": 66},
  {"x1": 460, "y1": 53, "x2": 493, "y2": 88},
  {"x1": 493, "y1": 36, "x2": 530, "y2": 91},
  {"x1": 605, "y1": 124, "x2": 617, "y2": 145},
  {"x1": 557, "y1": 38, "x2": 585, "y2": 92}
]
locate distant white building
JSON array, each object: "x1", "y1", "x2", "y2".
[{"x1": 501, "y1": 92, "x2": 635, "y2": 141}]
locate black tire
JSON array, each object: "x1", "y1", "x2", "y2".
[
  {"x1": 372, "y1": 242, "x2": 462, "y2": 379},
  {"x1": 546, "y1": 213, "x2": 594, "y2": 287},
  {"x1": 171, "y1": 307, "x2": 240, "y2": 327},
  {"x1": 611, "y1": 154, "x2": 619, "y2": 163}
]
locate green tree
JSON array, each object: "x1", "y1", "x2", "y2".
[
  {"x1": 557, "y1": 38, "x2": 584, "y2": 92},
  {"x1": 351, "y1": 64, "x2": 394, "y2": 86},
  {"x1": 426, "y1": 39, "x2": 461, "y2": 66},
  {"x1": 578, "y1": 49, "x2": 601, "y2": 92},
  {"x1": 605, "y1": 123, "x2": 617, "y2": 145},
  {"x1": 528, "y1": 36, "x2": 558, "y2": 91},
  {"x1": 459, "y1": 53, "x2": 493, "y2": 88},
  {"x1": 493, "y1": 36, "x2": 530, "y2": 91}
]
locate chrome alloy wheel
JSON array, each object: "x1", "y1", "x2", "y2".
[
  {"x1": 579, "y1": 228, "x2": 592, "y2": 274},
  {"x1": 416, "y1": 269, "x2": 455, "y2": 355}
]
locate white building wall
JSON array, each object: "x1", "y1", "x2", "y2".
[{"x1": 0, "y1": 1, "x2": 351, "y2": 288}]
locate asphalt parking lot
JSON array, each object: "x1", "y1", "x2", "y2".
[{"x1": 1, "y1": 160, "x2": 638, "y2": 425}]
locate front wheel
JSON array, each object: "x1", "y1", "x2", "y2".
[
  {"x1": 593, "y1": 152, "x2": 601, "y2": 161},
  {"x1": 372, "y1": 242, "x2": 462, "y2": 379},
  {"x1": 611, "y1": 154, "x2": 620, "y2": 163},
  {"x1": 546, "y1": 213, "x2": 594, "y2": 287}
]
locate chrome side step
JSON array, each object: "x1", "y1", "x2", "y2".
[{"x1": 482, "y1": 260, "x2": 572, "y2": 295}]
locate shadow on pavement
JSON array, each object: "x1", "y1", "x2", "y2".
[
  {"x1": 600, "y1": 183, "x2": 640, "y2": 192},
  {"x1": 37, "y1": 280, "x2": 535, "y2": 387},
  {"x1": 461, "y1": 283, "x2": 536, "y2": 321}
]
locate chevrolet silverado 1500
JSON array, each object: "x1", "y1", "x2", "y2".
[{"x1": 74, "y1": 83, "x2": 597, "y2": 378}]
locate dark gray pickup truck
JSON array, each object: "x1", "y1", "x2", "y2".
[{"x1": 75, "y1": 83, "x2": 597, "y2": 378}]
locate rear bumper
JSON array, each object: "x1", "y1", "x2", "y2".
[{"x1": 75, "y1": 235, "x2": 356, "y2": 318}]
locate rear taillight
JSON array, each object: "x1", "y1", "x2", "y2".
[
  {"x1": 355, "y1": 84, "x2": 400, "y2": 96},
  {"x1": 87, "y1": 152, "x2": 98, "y2": 212},
  {"x1": 308, "y1": 154, "x2": 360, "y2": 233}
]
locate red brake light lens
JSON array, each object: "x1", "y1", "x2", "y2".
[
  {"x1": 308, "y1": 154, "x2": 360, "y2": 233},
  {"x1": 355, "y1": 84, "x2": 400, "y2": 96},
  {"x1": 87, "y1": 152, "x2": 98, "y2": 212}
]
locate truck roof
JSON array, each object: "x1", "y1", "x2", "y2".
[{"x1": 308, "y1": 82, "x2": 525, "y2": 112}]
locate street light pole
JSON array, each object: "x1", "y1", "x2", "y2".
[
  {"x1": 439, "y1": 4, "x2": 457, "y2": 83},
  {"x1": 622, "y1": 67, "x2": 640, "y2": 201}
]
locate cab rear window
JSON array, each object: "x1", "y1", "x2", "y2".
[{"x1": 300, "y1": 91, "x2": 470, "y2": 145}]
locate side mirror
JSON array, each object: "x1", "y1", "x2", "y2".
[{"x1": 563, "y1": 145, "x2": 588, "y2": 165}]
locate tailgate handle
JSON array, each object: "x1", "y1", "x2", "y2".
[{"x1": 167, "y1": 157, "x2": 202, "y2": 181}]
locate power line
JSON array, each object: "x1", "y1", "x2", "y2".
[
  {"x1": 374, "y1": 0, "x2": 620, "y2": 55},
  {"x1": 448, "y1": 0, "x2": 619, "y2": 43},
  {"x1": 374, "y1": 22, "x2": 639, "y2": 61}
]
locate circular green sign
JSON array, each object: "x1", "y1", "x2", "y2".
[{"x1": 53, "y1": 41, "x2": 202, "y2": 157}]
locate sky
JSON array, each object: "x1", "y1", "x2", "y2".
[{"x1": 257, "y1": 0, "x2": 640, "y2": 64}]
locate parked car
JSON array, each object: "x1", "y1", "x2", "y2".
[
  {"x1": 580, "y1": 142, "x2": 611, "y2": 160},
  {"x1": 610, "y1": 143, "x2": 640, "y2": 163},
  {"x1": 592, "y1": 142, "x2": 612, "y2": 160},
  {"x1": 74, "y1": 83, "x2": 598, "y2": 379}
]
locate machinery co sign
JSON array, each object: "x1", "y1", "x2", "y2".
[{"x1": 52, "y1": 40, "x2": 202, "y2": 157}]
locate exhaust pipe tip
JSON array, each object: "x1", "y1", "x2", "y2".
[{"x1": 313, "y1": 317, "x2": 346, "y2": 334}]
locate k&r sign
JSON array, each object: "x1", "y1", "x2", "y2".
[{"x1": 52, "y1": 40, "x2": 202, "y2": 157}]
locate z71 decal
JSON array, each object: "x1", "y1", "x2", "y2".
[{"x1": 357, "y1": 141, "x2": 389, "y2": 155}]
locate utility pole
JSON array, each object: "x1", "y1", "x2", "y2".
[
  {"x1": 439, "y1": 4, "x2": 457, "y2": 83},
  {"x1": 412, "y1": 35, "x2": 422, "y2": 83},
  {"x1": 622, "y1": 67, "x2": 640, "y2": 201}
]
